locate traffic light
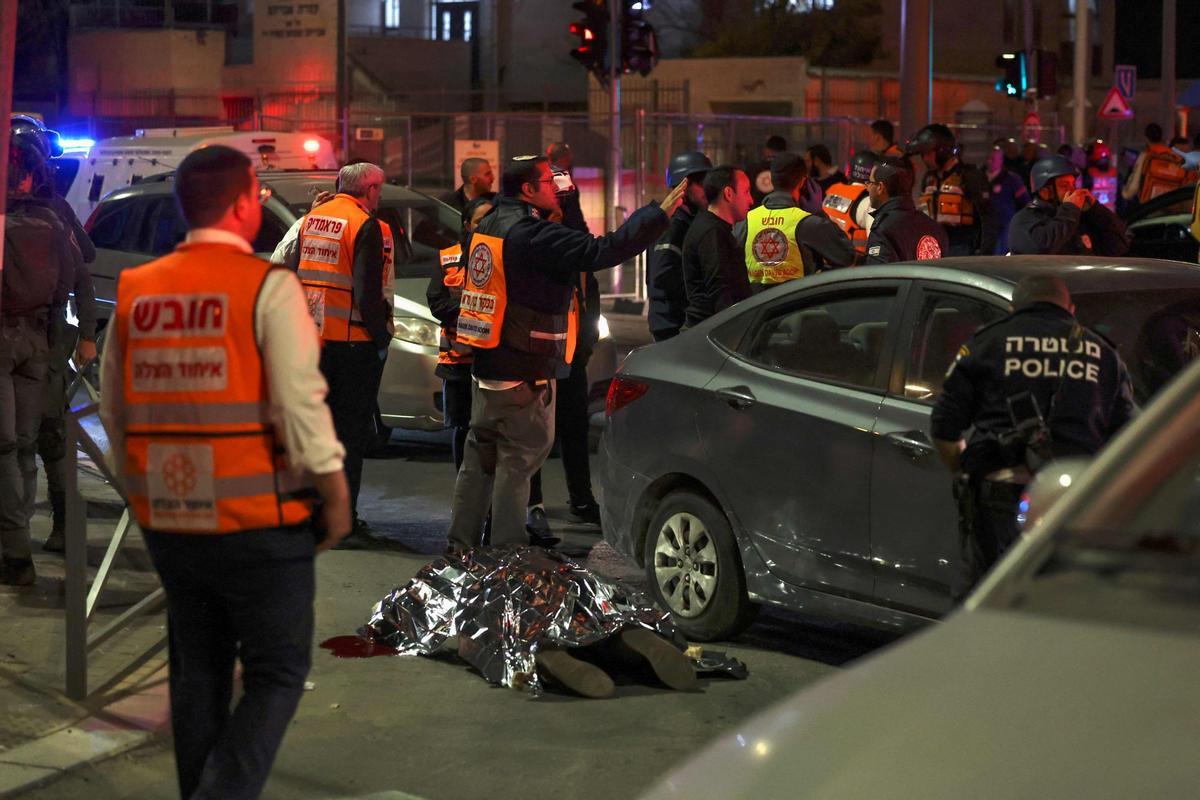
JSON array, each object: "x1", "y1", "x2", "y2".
[
  {"x1": 621, "y1": 1, "x2": 659, "y2": 77},
  {"x1": 1036, "y1": 49, "x2": 1058, "y2": 98},
  {"x1": 994, "y1": 51, "x2": 1028, "y2": 98},
  {"x1": 569, "y1": 1, "x2": 609, "y2": 81}
]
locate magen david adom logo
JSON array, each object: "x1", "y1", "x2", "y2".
[
  {"x1": 468, "y1": 243, "x2": 494, "y2": 288},
  {"x1": 752, "y1": 228, "x2": 789, "y2": 265},
  {"x1": 916, "y1": 235, "x2": 942, "y2": 260}
]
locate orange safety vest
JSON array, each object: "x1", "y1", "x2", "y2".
[
  {"x1": 822, "y1": 182, "x2": 870, "y2": 255},
  {"x1": 918, "y1": 166, "x2": 976, "y2": 228},
  {"x1": 296, "y1": 194, "x2": 376, "y2": 342},
  {"x1": 455, "y1": 233, "x2": 577, "y2": 368},
  {"x1": 115, "y1": 242, "x2": 314, "y2": 534},
  {"x1": 1086, "y1": 167, "x2": 1118, "y2": 212},
  {"x1": 1140, "y1": 144, "x2": 1190, "y2": 203},
  {"x1": 436, "y1": 244, "x2": 473, "y2": 367}
]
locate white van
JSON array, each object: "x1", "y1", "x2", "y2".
[{"x1": 63, "y1": 127, "x2": 337, "y2": 223}]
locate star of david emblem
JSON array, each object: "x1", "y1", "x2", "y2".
[
  {"x1": 752, "y1": 228, "x2": 788, "y2": 265},
  {"x1": 469, "y1": 243, "x2": 494, "y2": 288}
]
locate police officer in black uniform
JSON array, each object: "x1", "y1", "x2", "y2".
[
  {"x1": 864, "y1": 156, "x2": 950, "y2": 263},
  {"x1": 930, "y1": 275, "x2": 1136, "y2": 598},
  {"x1": 1007, "y1": 156, "x2": 1130, "y2": 257},
  {"x1": 646, "y1": 151, "x2": 711, "y2": 342}
]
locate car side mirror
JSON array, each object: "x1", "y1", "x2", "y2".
[{"x1": 1018, "y1": 457, "x2": 1091, "y2": 532}]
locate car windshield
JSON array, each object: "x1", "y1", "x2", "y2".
[{"x1": 995, "y1": 385, "x2": 1200, "y2": 632}]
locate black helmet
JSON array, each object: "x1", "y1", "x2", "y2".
[
  {"x1": 1029, "y1": 155, "x2": 1078, "y2": 193},
  {"x1": 10, "y1": 115, "x2": 62, "y2": 160},
  {"x1": 848, "y1": 151, "x2": 879, "y2": 184},
  {"x1": 904, "y1": 123, "x2": 959, "y2": 165},
  {"x1": 666, "y1": 151, "x2": 713, "y2": 186}
]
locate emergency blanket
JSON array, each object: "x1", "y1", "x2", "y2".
[{"x1": 359, "y1": 545, "x2": 746, "y2": 695}]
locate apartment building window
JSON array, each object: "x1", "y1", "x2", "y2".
[
  {"x1": 1061, "y1": 0, "x2": 1101, "y2": 77},
  {"x1": 385, "y1": 0, "x2": 401, "y2": 29},
  {"x1": 434, "y1": 1, "x2": 478, "y2": 42}
]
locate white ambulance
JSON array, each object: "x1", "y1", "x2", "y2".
[{"x1": 63, "y1": 127, "x2": 336, "y2": 222}]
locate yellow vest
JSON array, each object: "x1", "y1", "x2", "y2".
[{"x1": 744, "y1": 205, "x2": 810, "y2": 285}]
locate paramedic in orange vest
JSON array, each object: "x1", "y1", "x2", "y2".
[
  {"x1": 734, "y1": 151, "x2": 856, "y2": 292},
  {"x1": 868, "y1": 119, "x2": 904, "y2": 159},
  {"x1": 1081, "y1": 140, "x2": 1118, "y2": 212},
  {"x1": 821, "y1": 151, "x2": 879, "y2": 260},
  {"x1": 99, "y1": 146, "x2": 350, "y2": 800},
  {"x1": 908, "y1": 123, "x2": 987, "y2": 256},
  {"x1": 445, "y1": 155, "x2": 685, "y2": 553},
  {"x1": 1122, "y1": 123, "x2": 1190, "y2": 205},
  {"x1": 296, "y1": 162, "x2": 392, "y2": 540}
]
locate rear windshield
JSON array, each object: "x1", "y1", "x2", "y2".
[{"x1": 1072, "y1": 290, "x2": 1200, "y2": 401}]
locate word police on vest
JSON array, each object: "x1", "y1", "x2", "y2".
[{"x1": 1003, "y1": 335, "x2": 1103, "y2": 383}]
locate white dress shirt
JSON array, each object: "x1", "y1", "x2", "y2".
[{"x1": 100, "y1": 228, "x2": 345, "y2": 483}]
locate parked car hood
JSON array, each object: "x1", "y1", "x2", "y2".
[
  {"x1": 642, "y1": 608, "x2": 1200, "y2": 799},
  {"x1": 393, "y1": 277, "x2": 435, "y2": 322}
]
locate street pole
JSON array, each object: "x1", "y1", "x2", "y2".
[
  {"x1": 0, "y1": 0, "x2": 17, "y2": 308},
  {"x1": 1024, "y1": 0, "x2": 1038, "y2": 121},
  {"x1": 336, "y1": 0, "x2": 348, "y2": 162},
  {"x1": 1162, "y1": 0, "x2": 1176, "y2": 136},
  {"x1": 898, "y1": 0, "x2": 931, "y2": 142},
  {"x1": 607, "y1": 0, "x2": 621, "y2": 235},
  {"x1": 1072, "y1": 0, "x2": 1088, "y2": 144}
]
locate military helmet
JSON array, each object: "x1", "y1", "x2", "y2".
[
  {"x1": 666, "y1": 151, "x2": 713, "y2": 186},
  {"x1": 904, "y1": 123, "x2": 960, "y2": 165},
  {"x1": 10, "y1": 115, "x2": 63, "y2": 161},
  {"x1": 1030, "y1": 155, "x2": 1078, "y2": 193},
  {"x1": 848, "y1": 151, "x2": 880, "y2": 184}
]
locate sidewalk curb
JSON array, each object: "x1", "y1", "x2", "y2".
[{"x1": 0, "y1": 726, "x2": 155, "y2": 798}]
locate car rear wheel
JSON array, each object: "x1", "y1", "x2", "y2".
[{"x1": 643, "y1": 491, "x2": 756, "y2": 642}]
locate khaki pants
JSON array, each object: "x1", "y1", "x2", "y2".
[{"x1": 447, "y1": 381, "x2": 555, "y2": 549}]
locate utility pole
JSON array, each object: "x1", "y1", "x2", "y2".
[
  {"x1": 898, "y1": 0, "x2": 931, "y2": 142},
  {"x1": 336, "y1": 0, "x2": 349, "y2": 162},
  {"x1": 1162, "y1": 0, "x2": 1176, "y2": 136},
  {"x1": 1071, "y1": 0, "x2": 1088, "y2": 143},
  {"x1": 0, "y1": 0, "x2": 17, "y2": 307},
  {"x1": 607, "y1": 0, "x2": 621, "y2": 234}
]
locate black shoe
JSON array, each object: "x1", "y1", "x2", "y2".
[
  {"x1": 612, "y1": 627, "x2": 698, "y2": 691},
  {"x1": 568, "y1": 499, "x2": 602, "y2": 526},
  {"x1": 332, "y1": 518, "x2": 390, "y2": 551},
  {"x1": 0, "y1": 558, "x2": 36, "y2": 587},
  {"x1": 536, "y1": 647, "x2": 614, "y2": 698},
  {"x1": 43, "y1": 529, "x2": 65, "y2": 553},
  {"x1": 526, "y1": 507, "x2": 560, "y2": 547}
]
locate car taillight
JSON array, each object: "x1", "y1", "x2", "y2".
[{"x1": 605, "y1": 376, "x2": 648, "y2": 417}]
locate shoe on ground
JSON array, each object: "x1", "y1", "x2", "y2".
[
  {"x1": 526, "y1": 507, "x2": 560, "y2": 548},
  {"x1": 0, "y1": 558, "x2": 36, "y2": 587},
  {"x1": 43, "y1": 529, "x2": 65, "y2": 553},
  {"x1": 536, "y1": 647, "x2": 614, "y2": 698},
  {"x1": 613, "y1": 627, "x2": 698, "y2": 691},
  {"x1": 568, "y1": 499, "x2": 602, "y2": 526}
]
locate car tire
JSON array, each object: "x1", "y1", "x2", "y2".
[{"x1": 643, "y1": 491, "x2": 757, "y2": 642}]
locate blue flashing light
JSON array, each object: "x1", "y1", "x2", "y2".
[{"x1": 57, "y1": 137, "x2": 95, "y2": 156}]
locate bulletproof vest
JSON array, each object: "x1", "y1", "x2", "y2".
[
  {"x1": 2, "y1": 197, "x2": 62, "y2": 317},
  {"x1": 919, "y1": 165, "x2": 976, "y2": 228}
]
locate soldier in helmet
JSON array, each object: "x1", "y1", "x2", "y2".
[
  {"x1": 647, "y1": 151, "x2": 711, "y2": 342},
  {"x1": 821, "y1": 150, "x2": 879, "y2": 260},
  {"x1": 1008, "y1": 156, "x2": 1129, "y2": 257},
  {"x1": 907, "y1": 123, "x2": 987, "y2": 256}
]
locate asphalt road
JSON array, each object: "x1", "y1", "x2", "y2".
[{"x1": 29, "y1": 432, "x2": 902, "y2": 800}]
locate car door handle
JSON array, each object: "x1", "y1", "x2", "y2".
[
  {"x1": 884, "y1": 430, "x2": 935, "y2": 458},
  {"x1": 714, "y1": 386, "x2": 756, "y2": 410}
]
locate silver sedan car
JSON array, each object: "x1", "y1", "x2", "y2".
[
  {"x1": 600, "y1": 257, "x2": 1200, "y2": 641},
  {"x1": 639, "y1": 352, "x2": 1200, "y2": 800}
]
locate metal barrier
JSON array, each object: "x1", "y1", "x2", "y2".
[{"x1": 62, "y1": 373, "x2": 165, "y2": 701}]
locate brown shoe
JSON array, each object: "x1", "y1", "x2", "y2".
[
  {"x1": 536, "y1": 647, "x2": 614, "y2": 699},
  {"x1": 614, "y1": 627, "x2": 698, "y2": 691},
  {"x1": 0, "y1": 558, "x2": 36, "y2": 587}
]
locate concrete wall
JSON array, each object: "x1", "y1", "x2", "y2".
[
  {"x1": 500, "y1": 0, "x2": 588, "y2": 108},
  {"x1": 608, "y1": 58, "x2": 811, "y2": 116}
]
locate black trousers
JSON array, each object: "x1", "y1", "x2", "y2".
[
  {"x1": 555, "y1": 353, "x2": 594, "y2": 506},
  {"x1": 320, "y1": 342, "x2": 381, "y2": 515},
  {"x1": 144, "y1": 526, "x2": 316, "y2": 800},
  {"x1": 954, "y1": 476, "x2": 1025, "y2": 599}
]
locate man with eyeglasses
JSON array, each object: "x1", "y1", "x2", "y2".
[
  {"x1": 297, "y1": 162, "x2": 392, "y2": 541},
  {"x1": 864, "y1": 155, "x2": 949, "y2": 264}
]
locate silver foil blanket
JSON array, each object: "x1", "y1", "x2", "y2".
[{"x1": 360, "y1": 545, "x2": 678, "y2": 694}]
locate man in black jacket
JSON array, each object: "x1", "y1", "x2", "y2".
[
  {"x1": 1008, "y1": 156, "x2": 1130, "y2": 256},
  {"x1": 864, "y1": 156, "x2": 950, "y2": 263},
  {"x1": 647, "y1": 151, "x2": 711, "y2": 341},
  {"x1": 682, "y1": 166, "x2": 753, "y2": 328},
  {"x1": 445, "y1": 156, "x2": 684, "y2": 551},
  {"x1": 440, "y1": 157, "x2": 496, "y2": 214},
  {"x1": 930, "y1": 275, "x2": 1135, "y2": 597}
]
